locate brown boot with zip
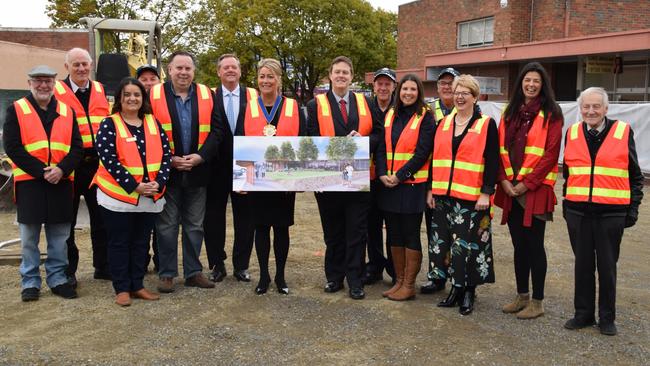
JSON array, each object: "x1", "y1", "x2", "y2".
[
  {"x1": 388, "y1": 248, "x2": 422, "y2": 301},
  {"x1": 382, "y1": 246, "x2": 405, "y2": 297}
]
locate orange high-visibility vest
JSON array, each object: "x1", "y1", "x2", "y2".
[
  {"x1": 564, "y1": 120, "x2": 631, "y2": 205},
  {"x1": 243, "y1": 90, "x2": 299, "y2": 136},
  {"x1": 149, "y1": 82, "x2": 213, "y2": 154},
  {"x1": 432, "y1": 99, "x2": 456, "y2": 125},
  {"x1": 383, "y1": 107, "x2": 430, "y2": 184},
  {"x1": 54, "y1": 80, "x2": 109, "y2": 149},
  {"x1": 92, "y1": 113, "x2": 165, "y2": 205},
  {"x1": 431, "y1": 112, "x2": 490, "y2": 201},
  {"x1": 498, "y1": 110, "x2": 557, "y2": 186},
  {"x1": 315, "y1": 92, "x2": 372, "y2": 136}
]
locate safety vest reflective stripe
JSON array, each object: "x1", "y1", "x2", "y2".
[
  {"x1": 316, "y1": 93, "x2": 373, "y2": 136},
  {"x1": 243, "y1": 91, "x2": 299, "y2": 136},
  {"x1": 432, "y1": 159, "x2": 484, "y2": 173},
  {"x1": 524, "y1": 146, "x2": 545, "y2": 156},
  {"x1": 568, "y1": 166, "x2": 629, "y2": 178},
  {"x1": 566, "y1": 186, "x2": 630, "y2": 199},
  {"x1": 384, "y1": 107, "x2": 429, "y2": 183},
  {"x1": 53, "y1": 80, "x2": 109, "y2": 148},
  {"x1": 96, "y1": 174, "x2": 139, "y2": 200},
  {"x1": 431, "y1": 181, "x2": 481, "y2": 196}
]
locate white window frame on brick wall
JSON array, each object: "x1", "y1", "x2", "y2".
[{"x1": 457, "y1": 17, "x2": 494, "y2": 49}]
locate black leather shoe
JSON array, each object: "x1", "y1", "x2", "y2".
[
  {"x1": 599, "y1": 322, "x2": 618, "y2": 336},
  {"x1": 564, "y1": 317, "x2": 596, "y2": 330},
  {"x1": 67, "y1": 274, "x2": 78, "y2": 289},
  {"x1": 21, "y1": 288, "x2": 39, "y2": 302},
  {"x1": 233, "y1": 269, "x2": 251, "y2": 282},
  {"x1": 349, "y1": 287, "x2": 365, "y2": 300},
  {"x1": 421, "y1": 280, "x2": 446, "y2": 294},
  {"x1": 324, "y1": 281, "x2": 344, "y2": 293},
  {"x1": 51, "y1": 283, "x2": 78, "y2": 299},
  {"x1": 275, "y1": 278, "x2": 289, "y2": 295},
  {"x1": 209, "y1": 265, "x2": 227, "y2": 282},
  {"x1": 361, "y1": 272, "x2": 383, "y2": 286},
  {"x1": 93, "y1": 269, "x2": 112, "y2": 281},
  {"x1": 255, "y1": 278, "x2": 270, "y2": 295},
  {"x1": 459, "y1": 288, "x2": 475, "y2": 315},
  {"x1": 438, "y1": 286, "x2": 463, "y2": 307}
]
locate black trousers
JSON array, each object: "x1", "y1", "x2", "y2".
[
  {"x1": 254, "y1": 225, "x2": 290, "y2": 281},
  {"x1": 365, "y1": 180, "x2": 393, "y2": 277},
  {"x1": 203, "y1": 178, "x2": 255, "y2": 271},
  {"x1": 315, "y1": 192, "x2": 369, "y2": 289},
  {"x1": 384, "y1": 211, "x2": 423, "y2": 251},
  {"x1": 565, "y1": 209, "x2": 624, "y2": 324},
  {"x1": 507, "y1": 202, "x2": 547, "y2": 300},
  {"x1": 66, "y1": 157, "x2": 108, "y2": 276}
]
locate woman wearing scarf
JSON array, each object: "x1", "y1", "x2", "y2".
[{"x1": 494, "y1": 62, "x2": 563, "y2": 319}]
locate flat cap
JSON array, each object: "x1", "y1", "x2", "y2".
[
  {"x1": 373, "y1": 67, "x2": 397, "y2": 82},
  {"x1": 28, "y1": 65, "x2": 57, "y2": 78}
]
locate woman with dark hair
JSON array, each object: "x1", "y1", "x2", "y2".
[
  {"x1": 494, "y1": 62, "x2": 563, "y2": 319},
  {"x1": 92, "y1": 77, "x2": 172, "y2": 306},
  {"x1": 376, "y1": 74, "x2": 434, "y2": 301},
  {"x1": 428, "y1": 74, "x2": 498, "y2": 315}
]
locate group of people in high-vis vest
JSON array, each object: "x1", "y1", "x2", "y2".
[{"x1": 5, "y1": 50, "x2": 642, "y2": 336}]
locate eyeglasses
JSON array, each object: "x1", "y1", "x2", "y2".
[
  {"x1": 438, "y1": 81, "x2": 453, "y2": 87},
  {"x1": 453, "y1": 91, "x2": 473, "y2": 98},
  {"x1": 30, "y1": 79, "x2": 54, "y2": 86}
]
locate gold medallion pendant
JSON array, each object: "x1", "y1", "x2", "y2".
[{"x1": 263, "y1": 124, "x2": 277, "y2": 136}]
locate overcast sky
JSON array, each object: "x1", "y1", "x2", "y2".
[{"x1": 0, "y1": 0, "x2": 413, "y2": 28}]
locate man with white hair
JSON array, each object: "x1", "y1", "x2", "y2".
[
  {"x1": 54, "y1": 48, "x2": 111, "y2": 287},
  {"x1": 562, "y1": 87, "x2": 644, "y2": 336}
]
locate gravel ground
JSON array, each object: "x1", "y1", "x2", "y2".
[{"x1": 0, "y1": 180, "x2": 648, "y2": 365}]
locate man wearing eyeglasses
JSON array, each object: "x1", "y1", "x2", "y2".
[{"x1": 3, "y1": 65, "x2": 83, "y2": 301}]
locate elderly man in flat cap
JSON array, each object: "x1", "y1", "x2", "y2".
[{"x1": 3, "y1": 65, "x2": 83, "y2": 301}]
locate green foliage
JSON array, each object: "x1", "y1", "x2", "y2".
[
  {"x1": 325, "y1": 137, "x2": 358, "y2": 161},
  {"x1": 264, "y1": 144, "x2": 280, "y2": 161},
  {"x1": 189, "y1": 0, "x2": 397, "y2": 100},
  {"x1": 297, "y1": 137, "x2": 319, "y2": 162},
  {"x1": 280, "y1": 141, "x2": 296, "y2": 161}
]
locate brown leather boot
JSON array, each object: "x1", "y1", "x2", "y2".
[
  {"x1": 388, "y1": 248, "x2": 422, "y2": 301},
  {"x1": 131, "y1": 288, "x2": 161, "y2": 301},
  {"x1": 115, "y1": 292, "x2": 132, "y2": 307},
  {"x1": 382, "y1": 247, "x2": 405, "y2": 298}
]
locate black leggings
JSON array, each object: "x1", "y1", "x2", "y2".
[
  {"x1": 384, "y1": 212, "x2": 422, "y2": 251},
  {"x1": 254, "y1": 225, "x2": 290, "y2": 282},
  {"x1": 507, "y1": 202, "x2": 547, "y2": 300}
]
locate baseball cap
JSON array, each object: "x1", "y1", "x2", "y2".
[
  {"x1": 373, "y1": 67, "x2": 397, "y2": 82},
  {"x1": 437, "y1": 67, "x2": 460, "y2": 80},
  {"x1": 136, "y1": 64, "x2": 159, "y2": 78}
]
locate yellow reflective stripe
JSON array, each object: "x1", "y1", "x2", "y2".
[
  {"x1": 432, "y1": 160, "x2": 452, "y2": 168},
  {"x1": 450, "y1": 182, "x2": 481, "y2": 196},
  {"x1": 413, "y1": 170, "x2": 428, "y2": 179},
  {"x1": 112, "y1": 115, "x2": 129, "y2": 138},
  {"x1": 54, "y1": 81, "x2": 66, "y2": 94},
  {"x1": 96, "y1": 175, "x2": 138, "y2": 198},
  {"x1": 81, "y1": 135, "x2": 92, "y2": 143},
  {"x1": 442, "y1": 115, "x2": 452, "y2": 131},
  {"x1": 355, "y1": 93, "x2": 367, "y2": 116},
  {"x1": 284, "y1": 98, "x2": 294, "y2": 117},
  {"x1": 198, "y1": 143, "x2": 204, "y2": 149},
  {"x1": 197, "y1": 84, "x2": 210, "y2": 100},
  {"x1": 570, "y1": 123, "x2": 580, "y2": 140},
  {"x1": 546, "y1": 171, "x2": 557, "y2": 180},
  {"x1": 454, "y1": 161, "x2": 484, "y2": 173},
  {"x1": 566, "y1": 187, "x2": 589, "y2": 196},
  {"x1": 16, "y1": 98, "x2": 31, "y2": 114},
  {"x1": 594, "y1": 166, "x2": 628, "y2": 178},
  {"x1": 147, "y1": 163, "x2": 161, "y2": 172},
  {"x1": 249, "y1": 88, "x2": 259, "y2": 118},
  {"x1": 613, "y1": 121, "x2": 627, "y2": 140},
  {"x1": 499, "y1": 147, "x2": 508, "y2": 154},
  {"x1": 24, "y1": 140, "x2": 48, "y2": 152},
  {"x1": 89, "y1": 116, "x2": 105, "y2": 123},
  {"x1": 384, "y1": 109, "x2": 394, "y2": 127},
  {"x1": 58, "y1": 102, "x2": 68, "y2": 117},
  {"x1": 524, "y1": 146, "x2": 545, "y2": 156},
  {"x1": 434, "y1": 106, "x2": 444, "y2": 122},
  {"x1": 77, "y1": 116, "x2": 89, "y2": 124},
  {"x1": 92, "y1": 81, "x2": 102, "y2": 93},
  {"x1": 432, "y1": 181, "x2": 449, "y2": 190},
  {"x1": 152, "y1": 84, "x2": 162, "y2": 99},
  {"x1": 471, "y1": 115, "x2": 489, "y2": 133},
  {"x1": 199, "y1": 125, "x2": 210, "y2": 132},
  {"x1": 161, "y1": 123, "x2": 172, "y2": 132},
  {"x1": 392, "y1": 153, "x2": 414, "y2": 160},
  {"x1": 124, "y1": 166, "x2": 144, "y2": 175},
  {"x1": 592, "y1": 187, "x2": 630, "y2": 199},
  {"x1": 169, "y1": 141, "x2": 175, "y2": 149},
  {"x1": 50, "y1": 142, "x2": 70, "y2": 153},
  {"x1": 518, "y1": 167, "x2": 533, "y2": 175},
  {"x1": 504, "y1": 167, "x2": 513, "y2": 176},
  {"x1": 316, "y1": 94, "x2": 329, "y2": 116},
  {"x1": 13, "y1": 167, "x2": 27, "y2": 177},
  {"x1": 144, "y1": 114, "x2": 157, "y2": 135},
  {"x1": 410, "y1": 113, "x2": 424, "y2": 130}
]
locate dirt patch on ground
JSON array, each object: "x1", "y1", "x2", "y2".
[{"x1": 0, "y1": 179, "x2": 648, "y2": 365}]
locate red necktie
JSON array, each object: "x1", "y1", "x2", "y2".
[{"x1": 339, "y1": 99, "x2": 348, "y2": 125}]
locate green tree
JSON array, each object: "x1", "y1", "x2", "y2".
[
  {"x1": 280, "y1": 141, "x2": 296, "y2": 161},
  {"x1": 264, "y1": 145, "x2": 280, "y2": 161},
  {"x1": 297, "y1": 137, "x2": 319, "y2": 164},
  {"x1": 190, "y1": 0, "x2": 397, "y2": 100},
  {"x1": 326, "y1": 137, "x2": 358, "y2": 161}
]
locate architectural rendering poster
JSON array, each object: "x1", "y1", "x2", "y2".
[{"x1": 233, "y1": 136, "x2": 370, "y2": 192}]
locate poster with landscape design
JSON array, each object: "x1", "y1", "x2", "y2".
[{"x1": 233, "y1": 136, "x2": 370, "y2": 192}]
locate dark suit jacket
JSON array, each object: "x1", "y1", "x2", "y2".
[
  {"x1": 212, "y1": 84, "x2": 248, "y2": 189},
  {"x1": 160, "y1": 81, "x2": 222, "y2": 187},
  {"x1": 3, "y1": 94, "x2": 83, "y2": 223}
]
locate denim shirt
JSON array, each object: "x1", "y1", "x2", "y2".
[{"x1": 172, "y1": 84, "x2": 195, "y2": 155}]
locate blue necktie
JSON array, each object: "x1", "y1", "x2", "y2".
[{"x1": 226, "y1": 93, "x2": 236, "y2": 133}]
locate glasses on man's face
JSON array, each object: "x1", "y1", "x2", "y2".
[
  {"x1": 30, "y1": 79, "x2": 54, "y2": 86},
  {"x1": 453, "y1": 91, "x2": 472, "y2": 98},
  {"x1": 438, "y1": 81, "x2": 453, "y2": 87}
]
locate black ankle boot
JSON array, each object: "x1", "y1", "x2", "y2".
[
  {"x1": 438, "y1": 286, "x2": 463, "y2": 307},
  {"x1": 459, "y1": 287, "x2": 475, "y2": 315}
]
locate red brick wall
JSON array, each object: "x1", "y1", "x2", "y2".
[{"x1": 0, "y1": 29, "x2": 88, "y2": 51}]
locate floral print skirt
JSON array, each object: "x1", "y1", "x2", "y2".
[{"x1": 428, "y1": 196, "x2": 495, "y2": 287}]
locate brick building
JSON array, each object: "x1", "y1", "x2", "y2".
[{"x1": 383, "y1": 0, "x2": 650, "y2": 102}]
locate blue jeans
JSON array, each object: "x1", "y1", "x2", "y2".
[
  {"x1": 101, "y1": 207, "x2": 157, "y2": 294},
  {"x1": 156, "y1": 184, "x2": 206, "y2": 279},
  {"x1": 19, "y1": 223, "x2": 70, "y2": 289}
]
